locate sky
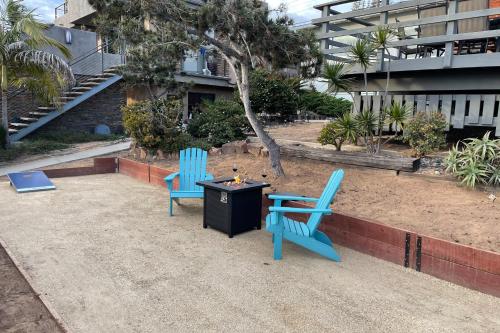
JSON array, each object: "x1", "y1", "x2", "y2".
[{"x1": 25, "y1": 0, "x2": 348, "y2": 25}]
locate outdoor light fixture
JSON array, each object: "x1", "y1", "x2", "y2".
[{"x1": 65, "y1": 29, "x2": 72, "y2": 44}]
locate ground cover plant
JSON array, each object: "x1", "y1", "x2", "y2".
[
  {"x1": 299, "y1": 90, "x2": 351, "y2": 118},
  {"x1": 445, "y1": 131, "x2": 500, "y2": 188},
  {"x1": 0, "y1": 140, "x2": 69, "y2": 162}
]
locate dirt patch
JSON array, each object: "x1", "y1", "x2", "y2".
[
  {"x1": 151, "y1": 152, "x2": 499, "y2": 253},
  {"x1": 0, "y1": 245, "x2": 64, "y2": 333}
]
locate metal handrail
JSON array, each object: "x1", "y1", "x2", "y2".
[{"x1": 54, "y1": 2, "x2": 68, "y2": 19}]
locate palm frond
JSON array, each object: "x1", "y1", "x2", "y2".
[
  {"x1": 349, "y1": 38, "x2": 374, "y2": 70},
  {"x1": 322, "y1": 62, "x2": 352, "y2": 95},
  {"x1": 14, "y1": 50, "x2": 74, "y2": 83}
]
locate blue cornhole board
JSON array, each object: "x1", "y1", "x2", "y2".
[{"x1": 7, "y1": 171, "x2": 56, "y2": 193}]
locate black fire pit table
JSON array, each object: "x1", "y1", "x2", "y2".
[{"x1": 196, "y1": 177, "x2": 270, "y2": 238}]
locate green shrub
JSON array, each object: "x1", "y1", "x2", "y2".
[
  {"x1": 188, "y1": 99, "x2": 250, "y2": 147},
  {"x1": 0, "y1": 126, "x2": 6, "y2": 149},
  {"x1": 299, "y1": 90, "x2": 352, "y2": 118},
  {"x1": 248, "y1": 69, "x2": 299, "y2": 119},
  {"x1": 318, "y1": 113, "x2": 358, "y2": 151},
  {"x1": 122, "y1": 98, "x2": 186, "y2": 153},
  {"x1": 445, "y1": 132, "x2": 500, "y2": 188},
  {"x1": 403, "y1": 112, "x2": 447, "y2": 156},
  {"x1": 0, "y1": 140, "x2": 70, "y2": 162}
]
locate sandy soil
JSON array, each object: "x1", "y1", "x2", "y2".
[
  {"x1": 153, "y1": 153, "x2": 500, "y2": 253},
  {"x1": 0, "y1": 174, "x2": 499, "y2": 333},
  {"x1": 0, "y1": 245, "x2": 64, "y2": 332}
]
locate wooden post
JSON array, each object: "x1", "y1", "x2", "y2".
[
  {"x1": 444, "y1": 0, "x2": 459, "y2": 68},
  {"x1": 376, "y1": 0, "x2": 389, "y2": 72}
]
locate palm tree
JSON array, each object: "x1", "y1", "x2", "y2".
[
  {"x1": 322, "y1": 61, "x2": 357, "y2": 112},
  {"x1": 322, "y1": 62, "x2": 353, "y2": 97},
  {"x1": 349, "y1": 38, "x2": 374, "y2": 101},
  {"x1": 371, "y1": 25, "x2": 397, "y2": 153},
  {"x1": 0, "y1": 0, "x2": 74, "y2": 144}
]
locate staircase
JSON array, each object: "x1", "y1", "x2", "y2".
[{"x1": 7, "y1": 42, "x2": 125, "y2": 142}]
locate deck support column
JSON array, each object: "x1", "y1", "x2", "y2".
[{"x1": 444, "y1": 1, "x2": 459, "y2": 68}]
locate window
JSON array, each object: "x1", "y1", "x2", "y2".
[{"x1": 188, "y1": 92, "x2": 216, "y2": 118}]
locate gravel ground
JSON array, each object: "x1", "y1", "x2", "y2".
[{"x1": 0, "y1": 174, "x2": 498, "y2": 333}]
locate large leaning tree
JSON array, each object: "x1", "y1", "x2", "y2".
[
  {"x1": 1, "y1": 0, "x2": 74, "y2": 145},
  {"x1": 89, "y1": 0, "x2": 321, "y2": 177}
]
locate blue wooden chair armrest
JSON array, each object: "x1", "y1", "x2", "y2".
[
  {"x1": 268, "y1": 194, "x2": 319, "y2": 203},
  {"x1": 269, "y1": 206, "x2": 332, "y2": 214},
  {"x1": 164, "y1": 172, "x2": 180, "y2": 192}
]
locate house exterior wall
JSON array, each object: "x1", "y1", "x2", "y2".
[
  {"x1": 54, "y1": 0, "x2": 96, "y2": 28},
  {"x1": 44, "y1": 26, "x2": 124, "y2": 76},
  {"x1": 126, "y1": 84, "x2": 234, "y2": 121}
]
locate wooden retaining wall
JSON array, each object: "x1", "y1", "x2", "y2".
[
  {"x1": 281, "y1": 145, "x2": 420, "y2": 172},
  {"x1": 43, "y1": 158, "x2": 500, "y2": 298},
  {"x1": 43, "y1": 157, "x2": 117, "y2": 178}
]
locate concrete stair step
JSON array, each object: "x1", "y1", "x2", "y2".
[
  {"x1": 8, "y1": 128, "x2": 18, "y2": 134},
  {"x1": 87, "y1": 77, "x2": 109, "y2": 81},
  {"x1": 19, "y1": 117, "x2": 38, "y2": 122},
  {"x1": 38, "y1": 106, "x2": 56, "y2": 110},
  {"x1": 72, "y1": 86, "x2": 93, "y2": 91},
  {"x1": 80, "y1": 82, "x2": 100, "y2": 86},
  {"x1": 30, "y1": 112, "x2": 50, "y2": 117},
  {"x1": 10, "y1": 122, "x2": 30, "y2": 128}
]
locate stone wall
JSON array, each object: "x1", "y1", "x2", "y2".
[{"x1": 34, "y1": 82, "x2": 126, "y2": 135}]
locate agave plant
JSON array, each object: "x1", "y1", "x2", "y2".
[
  {"x1": 455, "y1": 159, "x2": 489, "y2": 188},
  {"x1": 489, "y1": 165, "x2": 500, "y2": 186},
  {"x1": 444, "y1": 144, "x2": 461, "y2": 175},
  {"x1": 465, "y1": 131, "x2": 499, "y2": 161},
  {"x1": 445, "y1": 132, "x2": 500, "y2": 188}
]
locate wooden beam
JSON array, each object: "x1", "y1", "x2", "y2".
[
  {"x1": 329, "y1": 9, "x2": 375, "y2": 27},
  {"x1": 312, "y1": 0, "x2": 446, "y2": 25},
  {"x1": 323, "y1": 30, "x2": 500, "y2": 54},
  {"x1": 314, "y1": 0, "x2": 357, "y2": 9},
  {"x1": 281, "y1": 146, "x2": 421, "y2": 172},
  {"x1": 317, "y1": 7, "x2": 500, "y2": 39}
]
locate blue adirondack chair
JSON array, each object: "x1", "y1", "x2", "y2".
[
  {"x1": 164, "y1": 148, "x2": 213, "y2": 216},
  {"x1": 265, "y1": 169, "x2": 344, "y2": 261}
]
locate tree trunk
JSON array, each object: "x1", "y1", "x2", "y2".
[
  {"x1": 239, "y1": 63, "x2": 285, "y2": 177},
  {"x1": 1, "y1": 89, "x2": 8, "y2": 146},
  {"x1": 376, "y1": 51, "x2": 391, "y2": 154},
  {"x1": 1, "y1": 65, "x2": 9, "y2": 146}
]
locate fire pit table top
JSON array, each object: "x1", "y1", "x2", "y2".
[{"x1": 196, "y1": 177, "x2": 270, "y2": 193}]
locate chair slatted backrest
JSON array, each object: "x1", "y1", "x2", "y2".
[
  {"x1": 306, "y1": 169, "x2": 344, "y2": 233},
  {"x1": 179, "y1": 148, "x2": 208, "y2": 192}
]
